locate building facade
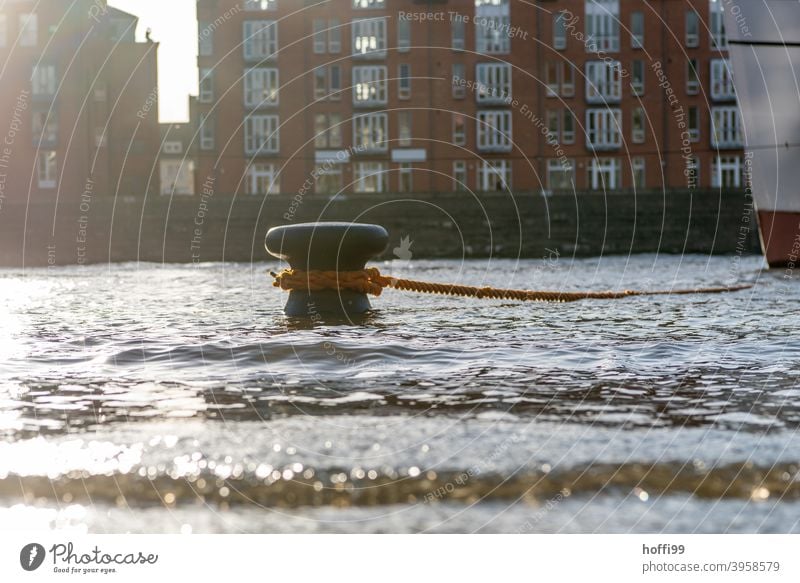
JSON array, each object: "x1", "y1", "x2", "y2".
[
  {"x1": 192, "y1": 0, "x2": 742, "y2": 196},
  {"x1": 0, "y1": 0, "x2": 160, "y2": 207}
]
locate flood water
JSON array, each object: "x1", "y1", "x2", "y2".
[{"x1": 1, "y1": 254, "x2": 798, "y2": 533}]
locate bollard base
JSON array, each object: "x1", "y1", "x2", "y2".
[{"x1": 284, "y1": 289, "x2": 372, "y2": 317}]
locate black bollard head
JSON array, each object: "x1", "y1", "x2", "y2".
[{"x1": 265, "y1": 222, "x2": 389, "y2": 317}]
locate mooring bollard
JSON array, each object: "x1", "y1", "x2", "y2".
[{"x1": 265, "y1": 222, "x2": 389, "y2": 317}]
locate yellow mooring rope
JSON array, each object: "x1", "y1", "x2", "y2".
[{"x1": 270, "y1": 268, "x2": 752, "y2": 303}]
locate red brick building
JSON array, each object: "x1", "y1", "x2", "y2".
[
  {"x1": 192, "y1": 0, "x2": 741, "y2": 196},
  {"x1": 0, "y1": 0, "x2": 160, "y2": 208}
]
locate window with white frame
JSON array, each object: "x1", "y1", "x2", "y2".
[
  {"x1": 37, "y1": 150, "x2": 57, "y2": 188},
  {"x1": 245, "y1": 114, "x2": 280, "y2": 155},
  {"x1": 244, "y1": 67, "x2": 279, "y2": 107},
  {"x1": 585, "y1": 0, "x2": 619, "y2": 52},
  {"x1": 354, "y1": 162, "x2": 387, "y2": 193},
  {"x1": 585, "y1": 108, "x2": 622, "y2": 149},
  {"x1": 198, "y1": 21, "x2": 213, "y2": 56},
  {"x1": 631, "y1": 11, "x2": 644, "y2": 48},
  {"x1": 452, "y1": 19, "x2": 465, "y2": 49},
  {"x1": 398, "y1": 163, "x2": 413, "y2": 192},
  {"x1": 452, "y1": 63, "x2": 466, "y2": 98},
  {"x1": 244, "y1": 0, "x2": 277, "y2": 10},
  {"x1": 32, "y1": 111, "x2": 57, "y2": 145},
  {"x1": 314, "y1": 166, "x2": 343, "y2": 194},
  {"x1": 685, "y1": 10, "x2": 699, "y2": 47},
  {"x1": 632, "y1": 107, "x2": 645, "y2": 143},
  {"x1": 477, "y1": 160, "x2": 511, "y2": 191},
  {"x1": 476, "y1": 63, "x2": 512, "y2": 103},
  {"x1": 329, "y1": 20, "x2": 341, "y2": 52},
  {"x1": 709, "y1": 0, "x2": 726, "y2": 49},
  {"x1": 631, "y1": 60, "x2": 645, "y2": 95},
  {"x1": 563, "y1": 110, "x2": 575, "y2": 144},
  {"x1": 585, "y1": 61, "x2": 621, "y2": 102},
  {"x1": 199, "y1": 114, "x2": 215, "y2": 150},
  {"x1": 329, "y1": 65, "x2": 341, "y2": 98},
  {"x1": 160, "y1": 160, "x2": 195, "y2": 195},
  {"x1": 163, "y1": 141, "x2": 182, "y2": 154},
  {"x1": 31, "y1": 64, "x2": 56, "y2": 96},
  {"x1": 398, "y1": 111, "x2": 412, "y2": 146},
  {"x1": 314, "y1": 68, "x2": 327, "y2": 99},
  {"x1": 632, "y1": 157, "x2": 646, "y2": 189},
  {"x1": 453, "y1": 161, "x2": 468, "y2": 191},
  {"x1": 0, "y1": 15, "x2": 7, "y2": 48},
  {"x1": 398, "y1": 19, "x2": 410, "y2": 52},
  {"x1": 353, "y1": 66, "x2": 387, "y2": 105},
  {"x1": 687, "y1": 58, "x2": 699, "y2": 94},
  {"x1": 353, "y1": 0, "x2": 384, "y2": 8},
  {"x1": 476, "y1": 110, "x2": 512, "y2": 152},
  {"x1": 588, "y1": 157, "x2": 621, "y2": 190},
  {"x1": 313, "y1": 19, "x2": 326, "y2": 53},
  {"x1": 398, "y1": 63, "x2": 411, "y2": 99},
  {"x1": 710, "y1": 59, "x2": 735, "y2": 100},
  {"x1": 553, "y1": 13, "x2": 567, "y2": 50},
  {"x1": 712, "y1": 155, "x2": 743, "y2": 188},
  {"x1": 688, "y1": 106, "x2": 700, "y2": 142},
  {"x1": 475, "y1": 0, "x2": 511, "y2": 54},
  {"x1": 243, "y1": 21, "x2": 278, "y2": 60},
  {"x1": 314, "y1": 113, "x2": 342, "y2": 148},
  {"x1": 452, "y1": 113, "x2": 466, "y2": 145},
  {"x1": 547, "y1": 159, "x2": 575, "y2": 190},
  {"x1": 247, "y1": 163, "x2": 280, "y2": 195},
  {"x1": 199, "y1": 68, "x2": 214, "y2": 103},
  {"x1": 546, "y1": 110, "x2": 560, "y2": 144},
  {"x1": 711, "y1": 106, "x2": 742, "y2": 148},
  {"x1": 19, "y1": 13, "x2": 37, "y2": 47},
  {"x1": 686, "y1": 155, "x2": 700, "y2": 188},
  {"x1": 353, "y1": 113, "x2": 388, "y2": 152},
  {"x1": 545, "y1": 61, "x2": 574, "y2": 97},
  {"x1": 352, "y1": 18, "x2": 387, "y2": 58}
]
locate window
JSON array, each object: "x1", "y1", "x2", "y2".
[
  {"x1": 247, "y1": 163, "x2": 280, "y2": 195},
  {"x1": 32, "y1": 111, "x2": 57, "y2": 145},
  {"x1": 478, "y1": 160, "x2": 511, "y2": 191},
  {"x1": 353, "y1": 0, "x2": 384, "y2": 8},
  {"x1": 398, "y1": 64, "x2": 411, "y2": 99},
  {"x1": 94, "y1": 82, "x2": 107, "y2": 102},
  {"x1": 712, "y1": 155, "x2": 743, "y2": 188},
  {"x1": 243, "y1": 21, "x2": 278, "y2": 61},
  {"x1": 314, "y1": 113, "x2": 342, "y2": 148},
  {"x1": 475, "y1": 0, "x2": 510, "y2": 54},
  {"x1": 329, "y1": 65, "x2": 342, "y2": 99},
  {"x1": 632, "y1": 157, "x2": 646, "y2": 189},
  {"x1": 453, "y1": 161, "x2": 468, "y2": 191},
  {"x1": 244, "y1": 0, "x2": 277, "y2": 10},
  {"x1": 329, "y1": 20, "x2": 341, "y2": 53},
  {"x1": 354, "y1": 162, "x2": 387, "y2": 193},
  {"x1": 199, "y1": 114, "x2": 215, "y2": 150},
  {"x1": 631, "y1": 11, "x2": 644, "y2": 48},
  {"x1": 352, "y1": 18, "x2": 387, "y2": 58},
  {"x1": 688, "y1": 106, "x2": 700, "y2": 142},
  {"x1": 547, "y1": 159, "x2": 575, "y2": 190},
  {"x1": 163, "y1": 141, "x2": 182, "y2": 154},
  {"x1": 198, "y1": 21, "x2": 213, "y2": 56},
  {"x1": 585, "y1": 0, "x2": 619, "y2": 52},
  {"x1": 353, "y1": 113, "x2": 388, "y2": 152},
  {"x1": 244, "y1": 67, "x2": 279, "y2": 107},
  {"x1": 632, "y1": 107, "x2": 645, "y2": 143},
  {"x1": 687, "y1": 59, "x2": 699, "y2": 94},
  {"x1": 476, "y1": 63, "x2": 512, "y2": 104},
  {"x1": 315, "y1": 166, "x2": 343, "y2": 194},
  {"x1": 476, "y1": 110, "x2": 512, "y2": 152},
  {"x1": 710, "y1": 0, "x2": 726, "y2": 49},
  {"x1": 452, "y1": 63, "x2": 466, "y2": 98},
  {"x1": 546, "y1": 110, "x2": 560, "y2": 144},
  {"x1": 710, "y1": 58, "x2": 735, "y2": 100},
  {"x1": 545, "y1": 62, "x2": 574, "y2": 97},
  {"x1": 244, "y1": 114, "x2": 280, "y2": 155},
  {"x1": 37, "y1": 151, "x2": 57, "y2": 188},
  {"x1": 452, "y1": 113, "x2": 466, "y2": 145},
  {"x1": 398, "y1": 112, "x2": 412, "y2": 146},
  {"x1": 19, "y1": 13, "x2": 37, "y2": 47},
  {"x1": 686, "y1": 11, "x2": 699, "y2": 47},
  {"x1": 398, "y1": 163, "x2": 413, "y2": 192},
  {"x1": 314, "y1": 68, "x2": 327, "y2": 99},
  {"x1": 452, "y1": 19, "x2": 465, "y2": 50},
  {"x1": 631, "y1": 60, "x2": 645, "y2": 95},
  {"x1": 0, "y1": 15, "x2": 7, "y2": 48},
  {"x1": 95, "y1": 127, "x2": 107, "y2": 148},
  {"x1": 588, "y1": 157, "x2": 621, "y2": 190},
  {"x1": 686, "y1": 155, "x2": 700, "y2": 188},
  {"x1": 585, "y1": 109, "x2": 622, "y2": 149},
  {"x1": 160, "y1": 160, "x2": 195, "y2": 196},
  {"x1": 199, "y1": 69, "x2": 214, "y2": 103},
  {"x1": 585, "y1": 61, "x2": 621, "y2": 102},
  {"x1": 553, "y1": 13, "x2": 567, "y2": 50},
  {"x1": 562, "y1": 110, "x2": 575, "y2": 144},
  {"x1": 313, "y1": 19, "x2": 326, "y2": 53},
  {"x1": 711, "y1": 106, "x2": 742, "y2": 148},
  {"x1": 353, "y1": 66, "x2": 387, "y2": 105},
  {"x1": 398, "y1": 19, "x2": 410, "y2": 52},
  {"x1": 31, "y1": 64, "x2": 56, "y2": 97}
]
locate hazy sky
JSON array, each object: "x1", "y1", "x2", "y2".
[{"x1": 108, "y1": 0, "x2": 198, "y2": 122}]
